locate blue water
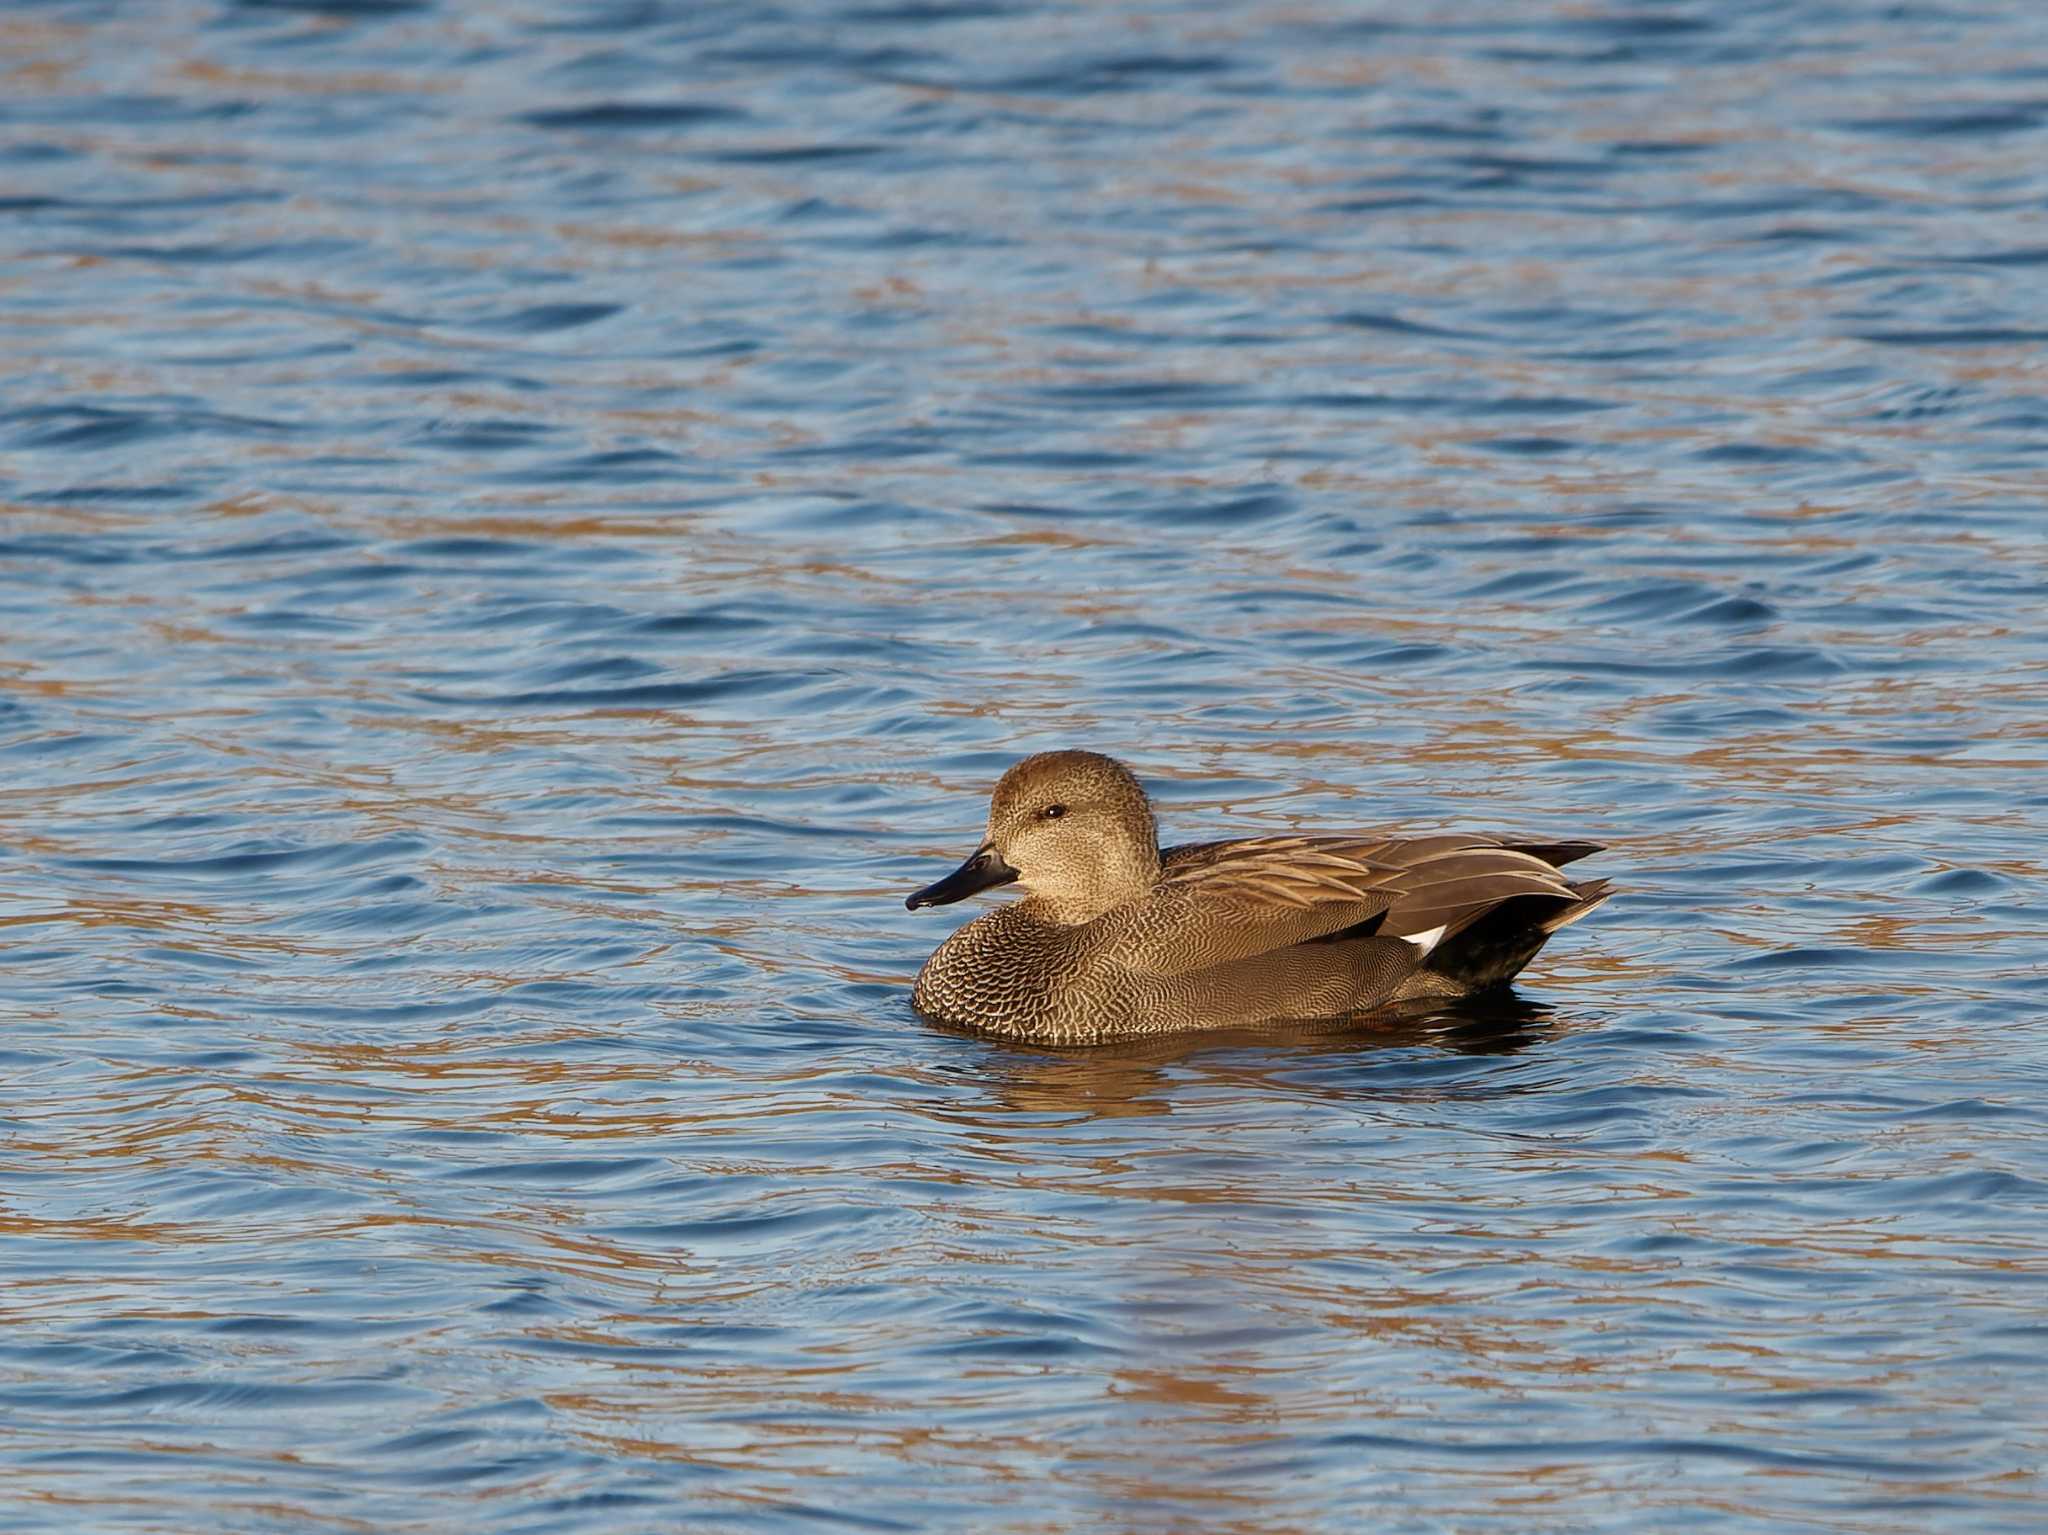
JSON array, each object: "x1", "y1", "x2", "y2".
[{"x1": 3, "y1": 1, "x2": 2046, "y2": 1530}]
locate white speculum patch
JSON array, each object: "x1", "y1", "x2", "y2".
[{"x1": 1402, "y1": 924, "x2": 1448, "y2": 958}]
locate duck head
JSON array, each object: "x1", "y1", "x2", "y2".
[{"x1": 906, "y1": 750, "x2": 1163, "y2": 926}]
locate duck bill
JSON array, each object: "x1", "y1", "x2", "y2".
[{"x1": 906, "y1": 843, "x2": 1019, "y2": 910}]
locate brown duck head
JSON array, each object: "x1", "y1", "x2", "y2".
[{"x1": 907, "y1": 750, "x2": 1163, "y2": 925}]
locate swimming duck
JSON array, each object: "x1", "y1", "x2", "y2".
[{"x1": 906, "y1": 750, "x2": 1611, "y2": 1044}]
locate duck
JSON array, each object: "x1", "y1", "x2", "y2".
[{"x1": 905, "y1": 750, "x2": 1611, "y2": 1044}]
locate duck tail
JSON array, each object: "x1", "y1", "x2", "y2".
[
  {"x1": 1424, "y1": 877, "x2": 1613, "y2": 991},
  {"x1": 1539, "y1": 877, "x2": 1612, "y2": 932}
]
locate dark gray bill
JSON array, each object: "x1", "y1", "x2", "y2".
[{"x1": 906, "y1": 844, "x2": 1019, "y2": 910}]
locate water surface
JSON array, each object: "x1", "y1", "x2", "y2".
[{"x1": 3, "y1": 1, "x2": 2046, "y2": 1530}]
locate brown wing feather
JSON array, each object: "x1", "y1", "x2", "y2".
[
  {"x1": 1370, "y1": 842, "x2": 1585, "y2": 939},
  {"x1": 1503, "y1": 840, "x2": 1604, "y2": 869},
  {"x1": 1108, "y1": 835, "x2": 1406, "y2": 975},
  {"x1": 1125, "y1": 833, "x2": 1590, "y2": 977}
]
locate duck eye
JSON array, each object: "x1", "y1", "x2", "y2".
[{"x1": 1041, "y1": 803, "x2": 1068, "y2": 820}]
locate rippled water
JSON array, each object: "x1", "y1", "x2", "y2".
[{"x1": 4, "y1": 1, "x2": 2047, "y2": 1529}]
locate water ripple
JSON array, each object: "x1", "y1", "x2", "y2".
[{"x1": 2, "y1": 0, "x2": 2046, "y2": 1531}]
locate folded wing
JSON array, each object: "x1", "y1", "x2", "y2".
[
  {"x1": 1117, "y1": 833, "x2": 1594, "y2": 977},
  {"x1": 1110, "y1": 835, "x2": 1405, "y2": 974}
]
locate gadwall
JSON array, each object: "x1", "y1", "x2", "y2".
[{"x1": 906, "y1": 750, "x2": 1611, "y2": 1044}]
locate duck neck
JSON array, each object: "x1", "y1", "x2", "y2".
[{"x1": 1020, "y1": 843, "x2": 1161, "y2": 927}]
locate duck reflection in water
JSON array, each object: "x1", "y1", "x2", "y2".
[{"x1": 921, "y1": 995, "x2": 1568, "y2": 1122}]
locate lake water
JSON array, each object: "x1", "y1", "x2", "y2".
[{"x1": 3, "y1": 1, "x2": 2046, "y2": 1530}]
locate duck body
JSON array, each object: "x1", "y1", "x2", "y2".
[{"x1": 907, "y1": 752, "x2": 1611, "y2": 1046}]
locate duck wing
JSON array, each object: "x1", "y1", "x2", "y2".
[
  {"x1": 1358, "y1": 836, "x2": 1592, "y2": 943},
  {"x1": 1123, "y1": 834, "x2": 1594, "y2": 976},
  {"x1": 1109, "y1": 835, "x2": 1408, "y2": 975}
]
